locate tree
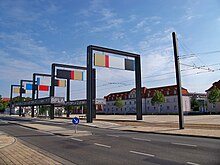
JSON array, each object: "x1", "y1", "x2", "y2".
[
  {"x1": 115, "y1": 97, "x2": 125, "y2": 115},
  {"x1": 0, "y1": 100, "x2": 9, "y2": 112},
  {"x1": 151, "y1": 90, "x2": 165, "y2": 113},
  {"x1": 208, "y1": 86, "x2": 220, "y2": 108},
  {"x1": 191, "y1": 98, "x2": 201, "y2": 111}
]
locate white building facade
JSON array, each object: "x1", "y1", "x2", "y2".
[
  {"x1": 206, "y1": 80, "x2": 220, "y2": 113},
  {"x1": 101, "y1": 85, "x2": 191, "y2": 115}
]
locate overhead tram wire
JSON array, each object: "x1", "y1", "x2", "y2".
[
  {"x1": 181, "y1": 50, "x2": 220, "y2": 59},
  {"x1": 64, "y1": 58, "x2": 220, "y2": 96},
  {"x1": 68, "y1": 66, "x2": 220, "y2": 96}
]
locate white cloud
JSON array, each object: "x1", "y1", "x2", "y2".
[
  {"x1": 131, "y1": 16, "x2": 161, "y2": 33},
  {"x1": 111, "y1": 32, "x2": 125, "y2": 40}
]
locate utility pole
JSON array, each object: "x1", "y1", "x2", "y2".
[{"x1": 172, "y1": 32, "x2": 184, "y2": 129}]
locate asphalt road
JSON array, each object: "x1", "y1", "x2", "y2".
[{"x1": 0, "y1": 116, "x2": 220, "y2": 165}]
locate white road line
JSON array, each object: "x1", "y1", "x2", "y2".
[
  {"x1": 106, "y1": 134, "x2": 119, "y2": 138},
  {"x1": 186, "y1": 161, "x2": 201, "y2": 165},
  {"x1": 71, "y1": 138, "x2": 83, "y2": 142},
  {"x1": 94, "y1": 143, "x2": 111, "y2": 148},
  {"x1": 132, "y1": 137, "x2": 151, "y2": 142},
  {"x1": 171, "y1": 142, "x2": 197, "y2": 147},
  {"x1": 130, "y1": 150, "x2": 155, "y2": 157}
]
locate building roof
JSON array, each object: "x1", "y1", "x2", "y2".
[
  {"x1": 105, "y1": 85, "x2": 189, "y2": 100},
  {"x1": 205, "y1": 80, "x2": 220, "y2": 92},
  {"x1": 2, "y1": 98, "x2": 10, "y2": 101}
]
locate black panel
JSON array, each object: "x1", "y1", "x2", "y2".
[
  {"x1": 125, "y1": 59, "x2": 135, "y2": 71},
  {"x1": 56, "y1": 69, "x2": 71, "y2": 79}
]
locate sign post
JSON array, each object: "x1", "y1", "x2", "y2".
[{"x1": 72, "y1": 117, "x2": 80, "y2": 133}]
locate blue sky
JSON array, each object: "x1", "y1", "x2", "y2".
[{"x1": 0, "y1": 0, "x2": 220, "y2": 99}]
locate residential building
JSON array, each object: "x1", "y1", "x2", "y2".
[
  {"x1": 188, "y1": 93, "x2": 207, "y2": 112},
  {"x1": 206, "y1": 80, "x2": 220, "y2": 113},
  {"x1": 2, "y1": 98, "x2": 10, "y2": 101},
  {"x1": 101, "y1": 85, "x2": 191, "y2": 115}
]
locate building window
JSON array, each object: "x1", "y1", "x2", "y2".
[
  {"x1": 134, "y1": 101, "x2": 136, "y2": 104},
  {"x1": 167, "y1": 106, "x2": 170, "y2": 110},
  {"x1": 147, "y1": 106, "x2": 150, "y2": 110},
  {"x1": 173, "y1": 98, "x2": 176, "y2": 102},
  {"x1": 174, "y1": 90, "x2": 177, "y2": 95},
  {"x1": 130, "y1": 101, "x2": 132, "y2": 104},
  {"x1": 148, "y1": 93, "x2": 150, "y2": 97},
  {"x1": 174, "y1": 105, "x2": 177, "y2": 110},
  {"x1": 125, "y1": 102, "x2": 126, "y2": 105},
  {"x1": 154, "y1": 107, "x2": 156, "y2": 110},
  {"x1": 166, "y1": 98, "x2": 169, "y2": 102},
  {"x1": 167, "y1": 91, "x2": 169, "y2": 95},
  {"x1": 212, "y1": 103, "x2": 216, "y2": 108}
]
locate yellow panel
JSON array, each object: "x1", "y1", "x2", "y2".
[
  {"x1": 59, "y1": 80, "x2": 66, "y2": 87},
  {"x1": 74, "y1": 71, "x2": 83, "y2": 80},
  {"x1": 13, "y1": 88, "x2": 20, "y2": 94},
  {"x1": 94, "y1": 54, "x2": 105, "y2": 67}
]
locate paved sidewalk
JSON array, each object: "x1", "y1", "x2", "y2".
[{"x1": 0, "y1": 131, "x2": 71, "y2": 165}]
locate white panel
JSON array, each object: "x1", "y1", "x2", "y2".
[
  {"x1": 109, "y1": 56, "x2": 125, "y2": 70},
  {"x1": 40, "y1": 77, "x2": 51, "y2": 86}
]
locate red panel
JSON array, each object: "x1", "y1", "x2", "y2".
[
  {"x1": 38, "y1": 85, "x2": 49, "y2": 91},
  {"x1": 71, "y1": 71, "x2": 74, "y2": 80},
  {"x1": 105, "y1": 55, "x2": 109, "y2": 67}
]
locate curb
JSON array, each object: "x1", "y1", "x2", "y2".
[{"x1": 123, "y1": 129, "x2": 220, "y2": 140}]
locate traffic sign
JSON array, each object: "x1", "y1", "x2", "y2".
[{"x1": 72, "y1": 117, "x2": 80, "y2": 125}]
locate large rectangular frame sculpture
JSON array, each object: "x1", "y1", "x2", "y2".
[
  {"x1": 32, "y1": 73, "x2": 51, "y2": 118},
  {"x1": 19, "y1": 79, "x2": 33, "y2": 116},
  {"x1": 50, "y1": 63, "x2": 96, "y2": 120},
  {"x1": 87, "y1": 45, "x2": 142, "y2": 123},
  {"x1": 10, "y1": 84, "x2": 20, "y2": 115}
]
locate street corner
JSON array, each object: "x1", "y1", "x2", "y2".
[{"x1": 0, "y1": 132, "x2": 16, "y2": 149}]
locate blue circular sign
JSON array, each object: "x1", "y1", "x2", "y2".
[{"x1": 72, "y1": 117, "x2": 80, "y2": 125}]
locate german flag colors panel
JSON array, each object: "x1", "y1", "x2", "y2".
[
  {"x1": 56, "y1": 69, "x2": 84, "y2": 81},
  {"x1": 94, "y1": 53, "x2": 135, "y2": 71}
]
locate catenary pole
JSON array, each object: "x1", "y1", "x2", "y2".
[{"x1": 172, "y1": 32, "x2": 184, "y2": 129}]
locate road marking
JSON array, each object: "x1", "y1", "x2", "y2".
[
  {"x1": 171, "y1": 142, "x2": 197, "y2": 147},
  {"x1": 71, "y1": 138, "x2": 83, "y2": 142},
  {"x1": 106, "y1": 134, "x2": 119, "y2": 138},
  {"x1": 132, "y1": 137, "x2": 151, "y2": 142},
  {"x1": 187, "y1": 161, "x2": 201, "y2": 165},
  {"x1": 94, "y1": 143, "x2": 111, "y2": 148},
  {"x1": 130, "y1": 150, "x2": 155, "y2": 157}
]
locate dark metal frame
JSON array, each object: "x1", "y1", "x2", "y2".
[
  {"x1": 9, "y1": 84, "x2": 20, "y2": 115},
  {"x1": 31, "y1": 73, "x2": 51, "y2": 118},
  {"x1": 50, "y1": 63, "x2": 95, "y2": 119},
  {"x1": 19, "y1": 79, "x2": 33, "y2": 116},
  {"x1": 87, "y1": 45, "x2": 142, "y2": 123}
]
